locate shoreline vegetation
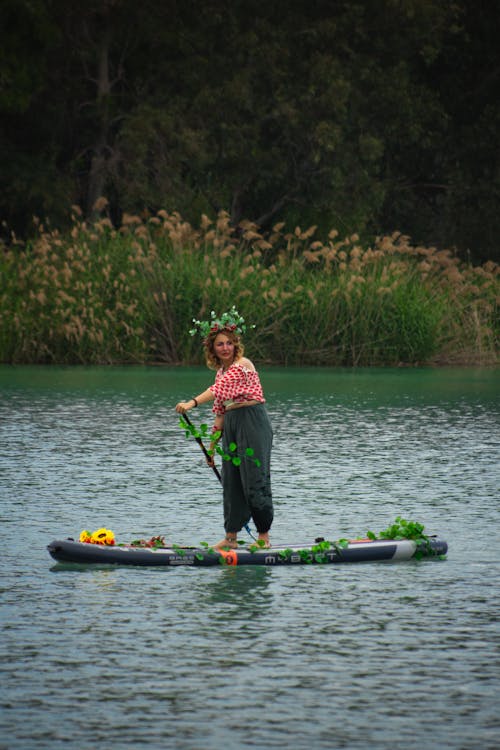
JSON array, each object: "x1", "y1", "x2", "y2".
[{"x1": 1, "y1": 203, "x2": 498, "y2": 367}]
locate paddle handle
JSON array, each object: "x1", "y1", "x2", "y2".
[{"x1": 182, "y1": 412, "x2": 222, "y2": 484}]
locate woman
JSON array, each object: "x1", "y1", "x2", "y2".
[{"x1": 175, "y1": 308, "x2": 273, "y2": 549}]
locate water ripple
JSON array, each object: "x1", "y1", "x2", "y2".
[{"x1": 1, "y1": 366, "x2": 499, "y2": 749}]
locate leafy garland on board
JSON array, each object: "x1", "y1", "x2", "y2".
[{"x1": 77, "y1": 517, "x2": 443, "y2": 563}]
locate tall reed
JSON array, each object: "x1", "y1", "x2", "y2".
[{"x1": 0, "y1": 207, "x2": 498, "y2": 365}]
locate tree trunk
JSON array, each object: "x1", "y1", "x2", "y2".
[{"x1": 86, "y1": 27, "x2": 112, "y2": 215}]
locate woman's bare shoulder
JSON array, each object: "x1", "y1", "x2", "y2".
[{"x1": 235, "y1": 356, "x2": 256, "y2": 371}]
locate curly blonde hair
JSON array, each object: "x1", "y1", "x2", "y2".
[{"x1": 204, "y1": 328, "x2": 245, "y2": 369}]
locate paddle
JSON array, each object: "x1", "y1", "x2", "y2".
[{"x1": 180, "y1": 412, "x2": 222, "y2": 483}]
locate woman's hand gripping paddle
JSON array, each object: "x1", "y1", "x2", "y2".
[{"x1": 180, "y1": 412, "x2": 222, "y2": 484}]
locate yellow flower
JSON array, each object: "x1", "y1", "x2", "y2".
[
  {"x1": 91, "y1": 528, "x2": 115, "y2": 545},
  {"x1": 79, "y1": 530, "x2": 92, "y2": 543}
]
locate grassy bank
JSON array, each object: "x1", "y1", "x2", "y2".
[{"x1": 1, "y1": 207, "x2": 498, "y2": 366}]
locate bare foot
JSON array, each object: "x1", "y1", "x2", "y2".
[
  {"x1": 257, "y1": 533, "x2": 271, "y2": 548},
  {"x1": 214, "y1": 536, "x2": 238, "y2": 550}
]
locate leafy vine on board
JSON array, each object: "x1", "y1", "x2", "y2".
[{"x1": 77, "y1": 517, "x2": 443, "y2": 564}]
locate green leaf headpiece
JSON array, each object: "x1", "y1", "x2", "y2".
[{"x1": 189, "y1": 305, "x2": 253, "y2": 343}]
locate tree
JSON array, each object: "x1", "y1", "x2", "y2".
[{"x1": 1, "y1": 0, "x2": 499, "y2": 262}]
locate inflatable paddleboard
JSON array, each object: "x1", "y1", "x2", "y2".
[{"x1": 47, "y1": 536, "x2": 447, "y2": 567}]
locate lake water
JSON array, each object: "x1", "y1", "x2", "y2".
[{"x1": 1, "y1": 365, "x2": 499, "y2": 749}]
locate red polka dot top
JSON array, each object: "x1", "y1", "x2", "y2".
[{"x1": 210, "y1": 361, "x2": 265, "y2": 416}]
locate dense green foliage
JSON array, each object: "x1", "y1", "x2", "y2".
[
  {"x1": 1, "y1": 0, "x2": 499, "y2": 263},
  {"x1": 1, "y1": 210, "x2": 497, "y2": 365}
]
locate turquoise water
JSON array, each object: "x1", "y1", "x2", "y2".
[{"x1": 1, "y1": 365, "x2": 499, "y2": 749}]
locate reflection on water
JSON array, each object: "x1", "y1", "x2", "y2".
[
  {"x1": 1, "y1": 365, "x2": 499, "y2": 749},
  {"x1": 204, "y1": 566, "x2": 273, "y2": 610}
]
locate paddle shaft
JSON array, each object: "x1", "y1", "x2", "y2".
[{"x1": 181, "y1": 412, "x2": 222, "y2": 483}]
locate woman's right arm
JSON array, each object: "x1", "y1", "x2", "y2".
[{"x1": 175, "y1": 387, "x2": 214, "y2": 414}]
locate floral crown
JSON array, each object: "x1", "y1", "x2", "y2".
[{"x1": 189, "y1": 306, "x2": 253, "y2": 342}]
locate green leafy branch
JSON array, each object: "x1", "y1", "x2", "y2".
[
  {"x1": 365, "y1": 516, "x2": 436, "y2": 559},
  {"x1": 366, "y1": 516, "x2": 425, "y2": 540},
  {"x1": 274, "y1": 538, "x2": 350, "y2": 564},
  {"x1": 270, "y1": 518, "x2": 441, "y2": 563},
  {"x1": 178, "y1": 415, "x2": 261, "y2": 468}
]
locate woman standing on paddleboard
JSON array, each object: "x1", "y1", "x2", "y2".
[{"x1": 175, "y1": 307, "x2": 273, "y2": 550}]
